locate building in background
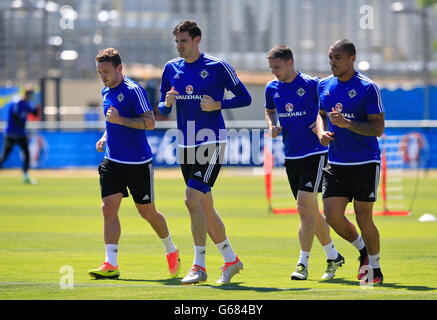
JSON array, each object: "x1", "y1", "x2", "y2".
[
  {"x1": 0, "y1": 0, "x2": 437, "y2": 170},
  {"x1": 0, "y1": 0, "x2": 436, "y2": 83}
]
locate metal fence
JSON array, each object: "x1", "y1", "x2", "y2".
[{"x1": 1, "y1": 0, "x2": 436, "y2": 83}]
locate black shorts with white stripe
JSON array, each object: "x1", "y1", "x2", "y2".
[
  {"x1": 284, "y1": 153, "x2": 327, "y2": 200},
  {"x1": 98, "y1": 158, "x2": 154, "y2": 204},
  {"x1": 322, "y1": 162, "x2": 380, "y2": 202},
  {"x1": 179, "y1": 142, "x2": 226, "y2": 188}
]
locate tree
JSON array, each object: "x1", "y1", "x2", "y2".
[{"x1": 417, "y1": 0, "x2": 437, "y2": 53}]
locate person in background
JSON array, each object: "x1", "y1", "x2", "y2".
[{"x1": 0, "y1": 85, "x2": 39, "y2": 184}]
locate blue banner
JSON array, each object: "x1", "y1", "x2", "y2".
[
  {"x1": 382, "y1": 85, "x2": 437, "y2": 120},
  {"x1": 0, "y1": 86, "x2": 20, "y2": 121},
  {"x1": 0, "y1": 128, "x2": 436, "y2": 169}
]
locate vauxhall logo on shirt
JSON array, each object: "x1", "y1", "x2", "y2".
[
  {"x1": 333, "y1": 102, "x2": 355, "y2": 119},
  {"x1": 186, "y1": 85, "x2": 193, "y2": 94},
  {"x1": 175, "y1": 85, "x2": 203, "y2": 100},
  {"x1": 278, "y1": 102, "x2": 307, "y2": 118}
]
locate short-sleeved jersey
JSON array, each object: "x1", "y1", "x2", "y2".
[
  {"x1": 265, "y1": 72, "x2": 327, "y2": 159},
  {"x1": 5, "y1": 99, "x2": 35, "y2": 137},
  {"x1": 160, "y1": 53, "x2": 243, "y2": 147},
  {"x1": 318, "y1": 71, "x2": 384, "y2": 165},
  {"x1": 102, "y1": 76, "x2": 153, "y2": 164}
]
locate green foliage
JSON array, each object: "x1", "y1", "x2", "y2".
[
  {"x1": 417, "y1": 0, "x2": 437, "y2": 8},
  {"x1": 417, "y1": 0, "x2": 437, "y2": 53}
]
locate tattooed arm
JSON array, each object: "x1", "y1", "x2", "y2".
[
  {"x1": 328, "y1": 108, "x2": 385, "y2": 137},
  {"x1": 106, "y1": 106, "x2": 155, "y2": 130}
]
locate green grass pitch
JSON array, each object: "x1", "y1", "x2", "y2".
[{"x1": 0, "y1": 168, "x2": 436, "y2": 300}]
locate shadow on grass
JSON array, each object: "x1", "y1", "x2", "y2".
[
  {"x1": 117, "y1": 278, "x2": 310, "y2": 292},
  {"x1": 101, "y1": 276, "x2": 437, "y2": 293},
  {"x1": 118, "y1": 277, "x2": 182, "y2": 286},
  {"x1": 320, "y1": 278, "x2": 437, "y2": 291},
  {"x1": 208, "y1": 282, "x2": 310, "y2": 293}
]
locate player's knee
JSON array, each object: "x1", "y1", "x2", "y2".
[
  {"x1": 136, "y1": 203, "x2": 158, "y2": 221},
  {"x1": 296, "y1": 200, "x2": 310, "y2": 214},
  {"x1": 185, "y1": 191, "x2": 205, "y2": 213},
  {"x1": 184, "y1": 195, "x2": 202, "y2": 212},
  {"x1": 355, "y1": 212, "x2": 374, "y2": 229},
  {"x1": 297, "y1": 196, "x2": 316, "y2": 215},
  {"x1": 101, "y1": 202, "x2": 118, "y2": 219},
  {"x1": 298, "y1": 209, "x2": 315, "y2": 226},
  {"x1": 323, "y1": 211, "x2": 338, "y2": 227}
]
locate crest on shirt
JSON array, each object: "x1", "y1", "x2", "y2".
[
  {"x1": 185, "y1": 85, "x2": 194, "y2": 95},
  {"x1": 117, "y1": 93, "x2": 125, "y2": 102},
  {"x1": 348, "y1": 89, "x2": 357, "y2": 98},
  {"x1": 334, "y1": 102, "x2": 343, "y2": 112},
  {"x1": 285, "y1": 103, "x2": 294, "y2": 112},
  {"x1": 297, "y1": 87, "x2": 306, "y2": 97},
  {"x1": 199, "y1": 69, "x2": 209, "y2": 79}
]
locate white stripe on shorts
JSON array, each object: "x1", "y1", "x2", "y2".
[
  {"x1": 148, "y1": 162, "x2": 155, "y2": 202},
  {"x1": 374, "y1": 164, "x2": 380, "y2": 201},
  {"x1": 203, "y1": 145, "x2": 220, "y2": 184},
  {"x1": 314, "y1": 155, "x2": 325, "y2": 192}
]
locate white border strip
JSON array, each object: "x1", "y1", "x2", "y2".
[{"x1": 1, "y1": 120, "x2": 437, "y2": 130}]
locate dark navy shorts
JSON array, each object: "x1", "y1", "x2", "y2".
[
  {"x1": 179, "y1": 143, "x2": 226, "y2": 193},
  {"x1": 322, "y1": 162, "x2": 380, "y2": 202},
  {"x1": 284, "y1": 153, "x2": 327, "y2": 200},
  {"x1": 98, "y1": 158, "x2": 154, "y2": 204}
]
